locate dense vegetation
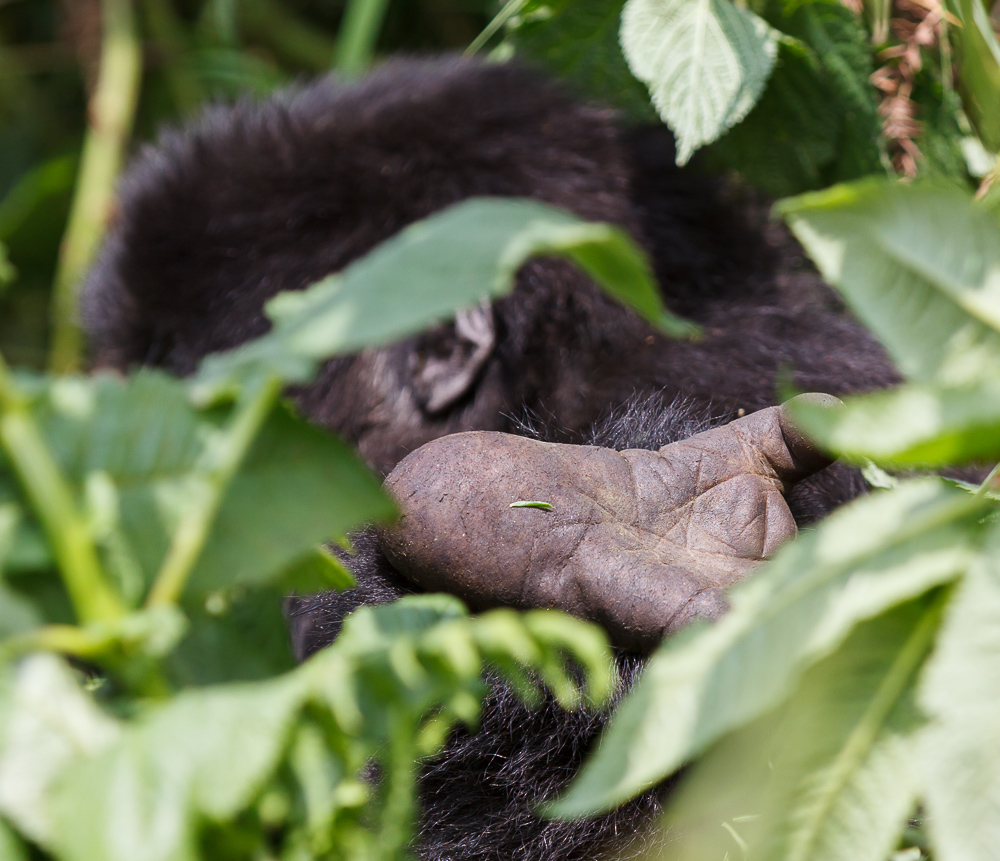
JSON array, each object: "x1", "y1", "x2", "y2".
[{"x1": 1, "y1": 0, "x2": 999, "y2": 859}]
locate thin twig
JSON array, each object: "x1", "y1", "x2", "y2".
[
  {"x1": 465, "y1": 0, "x2": 528, "y2": 56},
  {"x1": 975, "y1": 462, "x2": 1000, "y2": 497},
  {"x1": 50, "y1": 0, "x2": 141, "y2": 373},
  {"x1": 146, "y1": 376, "x2": 282, "y2": 608},
  {"x1": 334, "y1": 0, "x2": 391, "y2": 77},
  {"x1": 0, "y1": 353, "x2": 123, "y2": 623}
]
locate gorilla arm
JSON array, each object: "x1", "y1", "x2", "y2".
[{"x1": 380, "y1": 394, "x2": 837, "y2": 652}]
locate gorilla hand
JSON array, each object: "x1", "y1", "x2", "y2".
[{"x1": 380, "y1": 394, "x2": 837, "y2": 652}]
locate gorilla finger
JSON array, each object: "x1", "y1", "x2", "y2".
[{"x1": 729, "y1": 392, "x2": 840, "y2": 487}]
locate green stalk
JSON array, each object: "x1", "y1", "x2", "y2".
[
  {"x1": 976, "y1": 461, "x2": 1000, "y2": 497},
  {"x1": 375, "y1": 721, "x2": 419, "y2": 857},
  {"x1": 465, "y1": 0, "x2": 527, "y2": 56},
  {"x1": 50, "y1": 0, "x2": 142, "y2": 373},
  {"x1": 0, "y1": 623, "x2": 120, "y2": 662},
  {"x1": 0, "y1": 356, "x2": 123, "y2": 623},
  {"x1": 334, "y1": 0, "x2": 391, "y2": 78},
  {"x1": 867, "y1": 0, "x2": 892, "y2": 45},
  {"x1": 146, "y1": 376, "x2": 281, "y2": 608}
]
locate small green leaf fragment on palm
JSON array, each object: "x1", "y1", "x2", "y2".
[{"x1": 510, "y1": 500, "x2": 554, "y2": 510}]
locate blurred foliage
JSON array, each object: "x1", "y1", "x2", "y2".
[
  {"x1": 0, "y1": 0, "x2": 495, "y2": 368},
  {"x1": 0, "y1": 194, "x2": 659, "y2": 859}
]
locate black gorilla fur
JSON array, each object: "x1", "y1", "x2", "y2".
[{"x1": 83, "y1": 57, "x2": 899, "y2": 859}]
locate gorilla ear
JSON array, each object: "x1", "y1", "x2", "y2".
[{"x1": 411, "y1": 302, "x2": 496, "y2": 414}]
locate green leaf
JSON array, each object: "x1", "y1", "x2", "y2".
[
  {"x1": 790, "y1": 377, "x2": 1000, "y2": 466},
  {"x1": 919, "y1": 524, "x2": 1000, "y2": 861},
  {"x1": 332, "y1": 593, "x2": 469, "y2": 655},
  {"x1": 779, "y1": 181, "x2": 1000, "y2": 384},
  {"x1": 911, "y1": 75, "x2": 974, "y2": 183},
  {"x1": 949, "y1": 0, "x2": 1000, "y2": 152},
  {"x1": 752, "y1": 599, "x2": 934, "y2": 861},
  {"x1": 663, "y1": 598, "x2": 933, "y2": 861},
  {"x1": 505, "y1": 0, "x2": 659, "y2": 122},
  {"x1": 29, "y1": 371, "x2": 213, "y2": 590},
  {"x1": 0, "y1": 655, "x2": 119, "y2": 847},
  {"x1": 50, "y1": 674, "x2": 307, "y2": 861},
  {"x1": 520, "y1": 609, "x2": 616, "y2": 707},
  {"x1": 165, "y1": 587, "x2": 296, "y2": 686},
  {"x1": 621, "y1": 0, "x2": 778, "y2": 164},
  {"x1": 551, "y1": 478, "x2": 985, "y2": 816},
  {"x1": 707, "y1": 1, "x2": 883, "y2": 195},
  {"x1": 21, "y1": 372, "x2": 390, "y2": 600},
  {"x1": 187, "y1": 403, "x2": 393, "y2": 596},
  {"x1": 196, "y1": 197, "x2": 693, "y2": 395},
  {"x1": 0, "y1": 818, "x2": 26, "y2": 861},
  {"x1": 279, "y1": 545, "x2": 355, "y2": 593},
  {"x1": 0, "y1": 156, "x2": 76, "y2": 242},
  {"x1": 0, "y1": 505, "x2": 41, "y2": 637},
  {"x1": 287, "y1": 720, "x2": 355, "y2": 848},
  {"x1": 32, "y1": 597, "x2": 610, "y2": 860}
]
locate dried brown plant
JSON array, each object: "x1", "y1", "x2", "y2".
[{"x1": 850, "y1": 0, "x2": 947, "y2": 176}]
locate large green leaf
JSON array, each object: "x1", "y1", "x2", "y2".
[
  {"x1": 948, "y1": 0, "x2": 1000, "y2": 152},
  {"x1": 0, "y1": 818, "x2": 26, "y2": 861},
  {"x1": 165, "y1": 587, "x2": 296, "y2": 686},
  {"x1": 50, "y1": 675, "x2": 307, "y2": 861},
  {"x1": 23, "y1": 372, "x2": 391, "y2": 600},
  {"x1": 187, "y1": 403, "x2": 394, "y2": 595},
  {"x1": 910, "y1": 72, "x2": 973, "y2": 183},
  {"x1": 707, "y1": 1, "x2": 883, "y2": 195},
  {"x1": 39, "y1": 597, "x2": 610, "y2": 861},
  {"x1": 505, "y1": 0, "x2": 658, "y2": 122},
  {"x1": 660, "y1": 599, "x2": 932, "y2": 861},
  {"x1": 750, "y1": 599, "x2": 932, "y2": 861},
  {"x1": 789, "y1": 377, "x2": 1000, "y2": 466},
  {"x1": 552, "y1": 479, "x2": 985, "y2": 816},
  {"x1": 779, "y1": 181, "x2": 1000, "y2": 384},
  {"x1": 919, "y1": 524, "x2": 1000, "y2": 861},
  {"x1": 0, "y1": 505, "x2": 41, "y2": 637},
  {"x1": 0, "y1": 656, "x2": 119, "y2": 848},
  {"x1": 28, "y1": 371, "x2": 215, "y2": 591},
  {"x1": 196, "y1": 198, "x2": 691, "y2": 395},
  {"x1": 620, "y1": 0, "x2": 778, "y2": 164}
]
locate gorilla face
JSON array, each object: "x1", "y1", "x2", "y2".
[{"x1": 81, "y1": 56, "x2": 898, "y2": 859}]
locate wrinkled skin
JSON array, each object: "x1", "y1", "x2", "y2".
[{"x1": 382, "y1": 394, "x2": 837, "y2": 651}]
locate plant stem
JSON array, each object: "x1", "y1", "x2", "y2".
[
  {"x1": 0, "y1": 356, "x2": 123, "y2": 623},
  {"x1": 975, "y1": 461, "x2": 1000, "y2": 497},
  {"x1": 146, "y1": 376, "x2": 281, "y2": 607},
  {"x1": 334, "y1": 0, "x2": 390, "y2": 77},
  {"x1": 465, "y1": 0, "x2": 527, "y2": 56},
  {"x1": 375, "y1": 721, "x2": 418, "y2": 857},
  {"x1": 50, "y1": 0, "x2": 142, "y2": 373},
  {"x1": 0, "y1": 623, "x2": 120, "y2": 662}
]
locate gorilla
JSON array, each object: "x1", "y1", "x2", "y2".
[{"x1": 82, "y1": 56, "x2": 898, "y2": 859}]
